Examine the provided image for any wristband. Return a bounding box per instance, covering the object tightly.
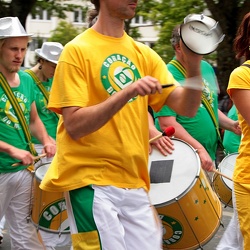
[182,76,204,91]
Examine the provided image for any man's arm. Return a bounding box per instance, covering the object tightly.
[158,115,214,171]
[29,102,56,158]
[0,140,34,165]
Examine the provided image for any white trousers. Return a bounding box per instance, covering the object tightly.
[0,215,6,231]
[65,185,163,250]
[0,170,44,250]
[0,215,6,238]
[216,186,243,250]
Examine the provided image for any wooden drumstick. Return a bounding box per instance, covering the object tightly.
[162,84,175,88]
[11,153,47,167]
[212,169,233,182]
[149,126,175,143]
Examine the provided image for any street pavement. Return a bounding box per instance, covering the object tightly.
[0,205,233,250]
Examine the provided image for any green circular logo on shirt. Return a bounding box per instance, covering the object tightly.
[0,92,28,129]
[101,54,141,102]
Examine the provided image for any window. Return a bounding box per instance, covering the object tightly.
[31,7,51,20]
[132,16,148,25]
[74,9,86,23]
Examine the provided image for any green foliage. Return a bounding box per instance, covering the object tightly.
[138,0,207,63]
[32,0,89,19]
[48,20,85,45]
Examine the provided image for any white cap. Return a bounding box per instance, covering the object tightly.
[0,17,32,39]
[35,42,64,64]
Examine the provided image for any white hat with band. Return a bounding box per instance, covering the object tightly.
[0,17,32,39]
[35,42,64,64]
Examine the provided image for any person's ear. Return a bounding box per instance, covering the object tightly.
[175,43,181,52]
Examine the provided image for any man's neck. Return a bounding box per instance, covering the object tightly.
[92,16,125,38]
[0,67,19,87]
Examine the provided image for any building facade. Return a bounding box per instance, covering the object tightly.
[24,1,159,67]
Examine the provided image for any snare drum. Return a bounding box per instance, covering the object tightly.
[32,163,70,234]
[148,138,222,249]
[212,153,237,208]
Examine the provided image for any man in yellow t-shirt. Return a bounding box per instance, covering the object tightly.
[40,0,205,249]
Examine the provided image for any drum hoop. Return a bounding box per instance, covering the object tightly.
[35,162,52,181]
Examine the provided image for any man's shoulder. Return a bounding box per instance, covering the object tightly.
[18,70,34,84]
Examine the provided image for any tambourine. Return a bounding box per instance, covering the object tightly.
[180,14,225,55]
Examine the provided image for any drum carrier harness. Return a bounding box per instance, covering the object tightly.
[168,59,224,151]
[0,72,38,168]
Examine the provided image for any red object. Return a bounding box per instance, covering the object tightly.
[162,126,175,137]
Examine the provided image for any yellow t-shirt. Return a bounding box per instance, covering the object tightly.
[40,28,177,192]
[227,60,250,183]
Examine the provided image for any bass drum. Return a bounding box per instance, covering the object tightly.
[148,138,222,249]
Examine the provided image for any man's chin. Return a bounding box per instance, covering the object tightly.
[9,66,20,73]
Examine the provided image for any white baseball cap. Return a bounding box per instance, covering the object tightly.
[35,42,64,64]
[0,17,32,39]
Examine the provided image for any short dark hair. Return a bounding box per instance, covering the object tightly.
[90,0,100,12]
[87,9,98,28]
[170,24,181,49]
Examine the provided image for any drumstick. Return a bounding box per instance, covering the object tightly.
[149,126,175,143]
[162,84,175,88]
[11,153,47,167]
[212,169,233,182]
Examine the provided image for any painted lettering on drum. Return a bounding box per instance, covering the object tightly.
[39,198,69,231]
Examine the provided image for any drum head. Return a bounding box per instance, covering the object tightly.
[180,14,224,55]
[35,163,51,182]
[180,21,219,55]
[148,138,200,207]
[218,153,238,190]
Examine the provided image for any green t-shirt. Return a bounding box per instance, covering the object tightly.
[0,71,35,173]
[223,105,240,154]
[155,58,219,160]
[31,77,58,144]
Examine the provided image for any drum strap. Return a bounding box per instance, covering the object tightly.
[25,69,59,119]
[168,59,224,150]
[0,72,37,170]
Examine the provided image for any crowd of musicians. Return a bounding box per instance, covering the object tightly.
[0,1,250,249]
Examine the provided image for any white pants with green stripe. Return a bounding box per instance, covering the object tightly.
[65,185,163,250]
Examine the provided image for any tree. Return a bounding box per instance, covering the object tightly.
[204,0,250,94]
[48,20,84,45]
[138,0,250,95]
[0,0,37,27]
